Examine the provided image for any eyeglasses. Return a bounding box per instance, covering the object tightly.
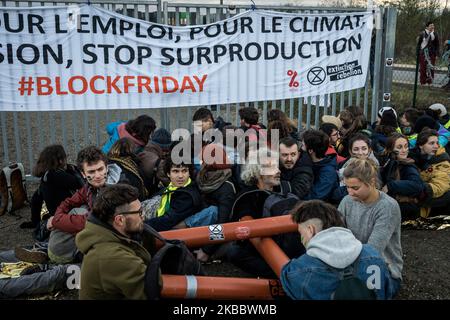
[331,131,341,137]
[116,207,144,218]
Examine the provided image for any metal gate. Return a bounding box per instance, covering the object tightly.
[0,0,397,175]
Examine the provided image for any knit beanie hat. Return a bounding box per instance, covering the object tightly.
[414,115,439,134]
[151,128,172,149]
[379,109,398,128]
[429,103,447,117]
[378,106,398,119]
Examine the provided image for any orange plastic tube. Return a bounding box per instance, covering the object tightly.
[240,216,290,278]
[157,214,297,249]
[160,275,285,300]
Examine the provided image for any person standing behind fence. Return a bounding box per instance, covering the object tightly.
[418,21,439,85]
[102,115,156,154]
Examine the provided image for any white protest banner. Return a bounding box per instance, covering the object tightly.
[0,5,373,111]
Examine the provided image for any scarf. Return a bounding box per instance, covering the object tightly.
[196,168,232,193]
[109,156,148,198]
[156,178,192,217]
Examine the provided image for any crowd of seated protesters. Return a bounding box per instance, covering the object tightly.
[3,103,450,300]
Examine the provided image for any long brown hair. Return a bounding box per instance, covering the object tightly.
[33,145,67,177]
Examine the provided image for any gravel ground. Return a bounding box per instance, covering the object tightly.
[1,182,449,300]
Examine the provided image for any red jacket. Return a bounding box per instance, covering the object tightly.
[326,145,346,165]
[52,184,96,234]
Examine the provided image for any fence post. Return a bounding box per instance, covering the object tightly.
[371,7,384,123]
[381,7,397,109]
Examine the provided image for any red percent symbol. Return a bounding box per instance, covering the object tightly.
[287,70,299,87]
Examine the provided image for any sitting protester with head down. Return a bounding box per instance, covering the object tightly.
[379,133,425,220]
[301,129,339,202]
[338,158,403,298]
[102,115,156,154]
[107,138,150,201]
[281,200,396,300]
[409,128,450,218]
[193,143,237,262]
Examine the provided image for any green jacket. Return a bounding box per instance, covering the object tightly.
[75,219,151,300]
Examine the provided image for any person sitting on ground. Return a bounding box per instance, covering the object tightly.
[379,133,425,220]
[301,130,339,201]
[371,108,399,154]
[267,120,295,146]
[398,108,423,138]
[47,146,114,264]
[189,108,217,173]
[409,128,450,218]
[192,107,216,145]
[338,158,403,298]
[102,115,156,154]
[279,136,314,200]
[239,107,267,145]
[336,106,367,158]
[319,122,346,165]
[193,144,237,262]
[138,128,173,193]
[107,138,149,200]
[409,115,450,151]
[76,184,156,300]
[334,133,381,203]
[20,145,84,233]
[428,103,449,128]
[267,109,300,141]
[280,200,396,300]
[144,156,203,232]
[226,148,304,278]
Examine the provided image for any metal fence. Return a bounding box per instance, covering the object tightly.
[0,0,397,175]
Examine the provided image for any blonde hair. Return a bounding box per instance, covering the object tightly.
[343,158,378,186]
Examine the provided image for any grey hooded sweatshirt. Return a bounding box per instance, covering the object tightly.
[306,227,362,268]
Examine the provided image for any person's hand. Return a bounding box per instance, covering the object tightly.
[381,185,388,193]
[46,216,55,231]
[235,226,250,240]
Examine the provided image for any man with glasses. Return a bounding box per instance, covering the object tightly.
[76,183,152,299]
[319,123,346,165]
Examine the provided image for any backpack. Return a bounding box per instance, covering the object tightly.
[332,254,377,300]
[262,181,299,218]
[143,224,205,300]
[0,163,28,216]
[262,185,305,258]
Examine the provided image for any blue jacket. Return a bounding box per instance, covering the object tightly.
[102,121,124,154]
[305,154,339,201]
[409,124,450,149]
[280,228,397,300]
[381,160,425,198]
